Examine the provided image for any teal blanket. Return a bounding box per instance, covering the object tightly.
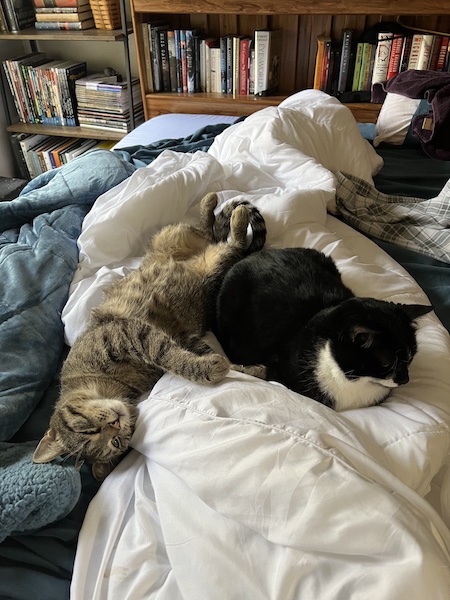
[0,149,135,544]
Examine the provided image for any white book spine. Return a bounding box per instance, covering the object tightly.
[254,30,270,94]
[371,33,393,86]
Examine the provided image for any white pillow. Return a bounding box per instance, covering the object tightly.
[374,92,422,147]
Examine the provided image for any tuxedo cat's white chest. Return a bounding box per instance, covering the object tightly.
[315,342,397,411]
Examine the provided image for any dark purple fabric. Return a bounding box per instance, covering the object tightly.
[376,70,450,160]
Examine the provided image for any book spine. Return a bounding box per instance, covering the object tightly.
[320,38,332,92]
[174,29,183,93]
[204,41,211,93]
[149,24,163,92]
[10,133,31,180]
[313,36,326,90]
[159,29,171,92]
[254,30,270,95]
[0,2,9,32]
[436,36,449,71]
[180,30,187,93]
[3,61,24,122]
[428,35,442,71]
[407,34,424,70]
[209,47,218,93]
[351,42,364,92]
[141,22,154,93]
[194,33,201,93]
[416,34,434,70]
[386,34,403,80]
[35,20,87,29]
[167,30,177,93]
[220,36,227,94]
[65,63,86,126]
[2,0,19,33]
[337,29,353,94]
[239,38,250,95]
[248,40,255,95]
[399,36,412,72]
[35,6,80,12]
[33,0,81,7]
[232,36,241,95]
[186,29,196,94]
[371,33,393,86]
[226,35,233,94]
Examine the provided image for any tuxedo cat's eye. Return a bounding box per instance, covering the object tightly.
[111,438,120,448]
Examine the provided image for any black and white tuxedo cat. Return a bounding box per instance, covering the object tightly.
[214,247,432,411]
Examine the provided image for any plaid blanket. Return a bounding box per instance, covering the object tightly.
[335,172,450,264]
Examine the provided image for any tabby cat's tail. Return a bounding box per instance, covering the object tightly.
[213,200,266,254]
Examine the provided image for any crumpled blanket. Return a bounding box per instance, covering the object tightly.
[335,170,450,264]
[0,442,81,543]
[0,149,136,441]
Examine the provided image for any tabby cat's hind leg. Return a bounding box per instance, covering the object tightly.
[199,192,218,236]
[229,204,251,250]
[231,363,267,380]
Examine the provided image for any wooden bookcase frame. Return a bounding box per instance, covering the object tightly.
[130,0,450,123]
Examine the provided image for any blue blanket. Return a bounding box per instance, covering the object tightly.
[0,149,135,543]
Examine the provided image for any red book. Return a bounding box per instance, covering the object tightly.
[239,37,251,95]
[436,36,449,70]
[33,0,89,7]
[428,36,442,71]
[386,34,403,80]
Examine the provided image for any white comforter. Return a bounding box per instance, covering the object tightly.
[66,91,450,599]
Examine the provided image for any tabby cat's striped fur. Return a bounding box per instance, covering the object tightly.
[33,193,266,480]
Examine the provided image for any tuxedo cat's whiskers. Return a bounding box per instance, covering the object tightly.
[33,194,267,480]
[215,247,431,411]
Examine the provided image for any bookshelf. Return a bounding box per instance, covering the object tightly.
[0,0,135,142]
[130,0,450,124]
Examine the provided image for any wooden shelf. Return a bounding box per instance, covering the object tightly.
[6,122,125,141]
[143,92,381,123]
[0,27,130,42]
[132,0,450,16]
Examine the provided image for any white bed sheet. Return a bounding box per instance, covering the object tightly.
[111,113,239,150]
[67,91,450,599]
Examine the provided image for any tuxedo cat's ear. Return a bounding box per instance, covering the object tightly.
[399,303,433,321]
[33,428,65,464]
[350,325,376,349]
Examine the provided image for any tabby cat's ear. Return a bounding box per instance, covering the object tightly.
[399,303,433,321]
[33,428,65,464]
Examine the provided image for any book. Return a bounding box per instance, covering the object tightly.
[428,36,442,71]
[2,0,35,32]
[179,29,188,93]
[34,18,94,29]
[386,34,403,80]
[337,29,353,94]
[167,30,177,93]
[232,35,242,95]
[253,29,282,96]
[399,35,412,72]
[185,29,197,94]
[174,29,183,93]
[35,5,86,11]
[141,22,153,93]
[416,34,434,70]
[436,36,449,71]
[358,42,373,91]
[32,0,89,7]
[226,35,233,94]
[239,37,251,95]
[314,36,332,90]
[158,28,171,92]
[219,36,227,94]
[351,42,364,92]
[35,8,92,21]
[210,46,221,93]
[0,1,9,32]
[148,22,168,92]
[407,34,424,70]
[371,32,393,87]
[10,132,32,179]
[18,133,49,178]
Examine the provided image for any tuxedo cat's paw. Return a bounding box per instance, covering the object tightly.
[232,363,267,379]
[204,354,230,383]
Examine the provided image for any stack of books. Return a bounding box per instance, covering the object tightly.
[75,73,144,133]
[32,0,95,30]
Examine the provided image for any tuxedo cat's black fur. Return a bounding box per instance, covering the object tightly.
[214,247,432,411]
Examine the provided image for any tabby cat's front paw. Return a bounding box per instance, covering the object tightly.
[232,363,267,380]
[204,354,230,383]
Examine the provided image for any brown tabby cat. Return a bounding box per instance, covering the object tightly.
[33,193,266,480]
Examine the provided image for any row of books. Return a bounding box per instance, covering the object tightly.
[10,131,114,179]
[314,28,450,97]
[75,73,144,133]
[0,0,95,32]
[142,22,282,96]
[3,52,87,126]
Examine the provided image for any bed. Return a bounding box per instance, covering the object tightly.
[1,89,450,599]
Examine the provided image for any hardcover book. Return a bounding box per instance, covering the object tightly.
[253,29,282,96]
[34,17,94,29]
[2,0,35,32]
[371,32,393,86]
[337,29,353,94]
[35,8,92,21]
[32,0,89,7]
